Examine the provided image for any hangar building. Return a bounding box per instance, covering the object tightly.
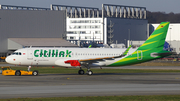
[52,4,148,46]
[0,4,148,59]
[0,5,77,56]
[150,23,180,54]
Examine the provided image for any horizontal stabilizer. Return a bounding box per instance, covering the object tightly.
[153,52,175,57]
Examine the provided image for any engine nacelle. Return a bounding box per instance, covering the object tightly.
[90,62,106,67]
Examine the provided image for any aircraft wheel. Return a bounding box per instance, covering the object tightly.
[78,70,84,75]
[32,70,39,76]
[87,70,93,76]
[15,70,21,76]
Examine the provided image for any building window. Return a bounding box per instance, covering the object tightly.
[95,31,101,34]
[70,37,74,39]
[80,31,86,34]
[91,20,95,23]
[85,36,91,39]
[95,20,100,23]
[85,20,90,23]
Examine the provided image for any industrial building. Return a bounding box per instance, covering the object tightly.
[52,4,147,46]
[150,23,180,54]
[0,5,76,57]
[1,3,179,59]
[0,3,149,60]
[0,4,148,53]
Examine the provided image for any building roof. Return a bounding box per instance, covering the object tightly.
[8,38,78,47]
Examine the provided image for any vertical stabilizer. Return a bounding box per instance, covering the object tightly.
[109,22,170,66]
[137,22,170,51]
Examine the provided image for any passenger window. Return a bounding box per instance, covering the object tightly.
[19,53,21,55]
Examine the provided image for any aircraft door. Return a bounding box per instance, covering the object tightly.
[27,50,33,60]
[137,50,143,60]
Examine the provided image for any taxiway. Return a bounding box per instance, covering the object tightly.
[0,69,180,98]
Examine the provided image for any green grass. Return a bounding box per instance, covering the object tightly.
[2,66,180,74]
[1,95,180,101]
[134,61,180,66]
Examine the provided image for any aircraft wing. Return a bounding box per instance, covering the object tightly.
[64,45,132,66]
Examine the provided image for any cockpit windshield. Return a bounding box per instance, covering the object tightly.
[12,52,22,55]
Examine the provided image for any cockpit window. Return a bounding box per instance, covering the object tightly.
[12,52,22,55]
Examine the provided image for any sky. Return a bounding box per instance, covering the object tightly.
[0,0,180,13]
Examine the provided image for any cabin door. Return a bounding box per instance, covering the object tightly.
[27,50,33,60]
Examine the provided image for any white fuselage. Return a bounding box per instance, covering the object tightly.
[5,47,136,67]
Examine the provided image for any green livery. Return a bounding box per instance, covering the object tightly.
[123,45,132,56]
[34,49,72,57]
[109,22,171,66]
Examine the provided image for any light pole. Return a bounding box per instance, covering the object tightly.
[124,39,126,48]
[128,29,130,46]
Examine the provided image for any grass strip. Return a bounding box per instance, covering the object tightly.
[1,95,180,101]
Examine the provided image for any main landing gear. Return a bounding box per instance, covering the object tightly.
[78,69,85,75]
[78,67,93,75]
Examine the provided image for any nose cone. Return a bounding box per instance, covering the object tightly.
[5,56,10,63]
[5,56,15,64]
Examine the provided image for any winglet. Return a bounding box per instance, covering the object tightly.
[122,45,132,56]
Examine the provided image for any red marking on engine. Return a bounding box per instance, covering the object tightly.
[13,59,15,61]
[64,60,81,66]
[23,53,26,55]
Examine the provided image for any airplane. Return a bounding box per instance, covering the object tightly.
[5,22,173,75]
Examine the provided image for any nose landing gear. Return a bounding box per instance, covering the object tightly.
[86,70,93,75]
[28,66,31,71]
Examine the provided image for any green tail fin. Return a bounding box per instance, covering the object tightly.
[137,22,170,51]
[108,22,170,67]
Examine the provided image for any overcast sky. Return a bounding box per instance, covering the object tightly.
[0,0,180,13]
